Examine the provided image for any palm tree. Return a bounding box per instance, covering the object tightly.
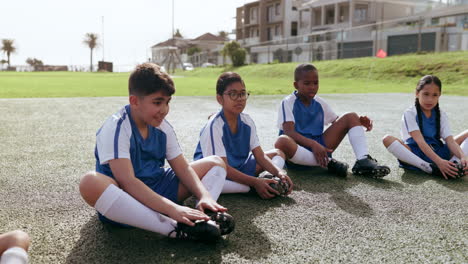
[83,33,99,72]
[1,39,16,68]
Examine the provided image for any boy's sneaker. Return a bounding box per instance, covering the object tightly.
[258,171,290,196]
[205,210,235,235]
[170,220,221,242]
[327,158,349,178]
[352,155,390,178]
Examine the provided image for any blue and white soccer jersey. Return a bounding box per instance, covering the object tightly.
[194,110,260,176]
[277,91,338,147]
[400,105,451,169]
[95,105,182,203]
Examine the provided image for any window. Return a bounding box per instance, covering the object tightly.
[250,7,257,22]
[291,22,298,36]
[354,6,367,22]
[275,25,281,36]
[275,3,281,16]
[267,27,273,40]
[267,6,274,22]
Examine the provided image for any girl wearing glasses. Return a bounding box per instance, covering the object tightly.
[194,72,293,199]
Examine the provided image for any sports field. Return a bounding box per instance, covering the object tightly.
[1,51,467,98]
[0,94,466,263]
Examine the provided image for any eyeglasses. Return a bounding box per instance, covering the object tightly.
[223,91,250,100]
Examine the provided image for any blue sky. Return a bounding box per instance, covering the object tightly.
[0,0,253,67]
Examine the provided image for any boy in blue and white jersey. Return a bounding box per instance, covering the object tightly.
[194,72,293,199]
[275,63,390,178]
[79,63,234,242]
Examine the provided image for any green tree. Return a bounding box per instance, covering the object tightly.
[1,39,16,67]
[218,31,229,40]
[222,41,246,67]
[83,33,99,72]
[187,46,201,56]
[26,57,44,71]
[174,29,183,38]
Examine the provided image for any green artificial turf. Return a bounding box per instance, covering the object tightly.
[0,94,466,263]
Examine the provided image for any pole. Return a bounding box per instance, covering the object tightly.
[172,0,175,38]
[101,16,105,61]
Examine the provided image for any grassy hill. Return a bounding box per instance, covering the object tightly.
[0,51,466,98]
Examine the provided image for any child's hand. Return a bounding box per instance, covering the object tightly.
[435,159,459,179]
[359,116,373,131]
[310,141,333,168]
[168,205,210,226]
[461,157,468,176]
[196,196,227,213]
[254,177,280,199]
[278,171,293,195]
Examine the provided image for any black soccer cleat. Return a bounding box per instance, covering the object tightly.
[327,158,349,178]
[352,155,390,178]
[258,172,290,196]
[453,161,466,178]
[429,163,444,178]
[169,220,221,242]
[205,210,235,235]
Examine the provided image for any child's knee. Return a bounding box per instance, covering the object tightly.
[344,112,359,121]
[273,148,286,159]
[79,171,115,206]
[206,155,226,170]
[79,171,97,193]
[382,135,397,147]
[3,230,30,250]
[275,135,293,149]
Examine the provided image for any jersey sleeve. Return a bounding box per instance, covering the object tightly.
[243,114,261,150]
[96,111,132,164]
[159,120,182,161]
[315,96,338,126]
[439,110,452,140]
[277,95,295,129]
[402,107,420,133]
[199,117,227,157]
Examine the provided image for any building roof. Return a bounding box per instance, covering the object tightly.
[151,37,191,48]
[193,33,227,42]
[152,33,227,48]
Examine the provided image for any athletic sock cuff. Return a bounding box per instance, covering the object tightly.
[95,184,122,215]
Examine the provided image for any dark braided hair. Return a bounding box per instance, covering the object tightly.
[415,75,442,141]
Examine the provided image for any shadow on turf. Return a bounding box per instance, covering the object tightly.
[65,194,295,264]
[401,170,468,192]
[287,167,404,218]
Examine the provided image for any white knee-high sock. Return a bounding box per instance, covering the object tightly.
[0,247,28,264]
[200,166,226,201]
[387,141,432,173]
[222,180,250,194]
[289,145,319,166]
[95,184,177,237]
[271,155,285,169]
[348,126,369,160]
[449,137,468,163]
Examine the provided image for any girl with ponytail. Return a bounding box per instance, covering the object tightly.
[382,75,467,179]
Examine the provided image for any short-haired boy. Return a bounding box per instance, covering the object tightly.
[275,63,390,178]
[79,63,233,242]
